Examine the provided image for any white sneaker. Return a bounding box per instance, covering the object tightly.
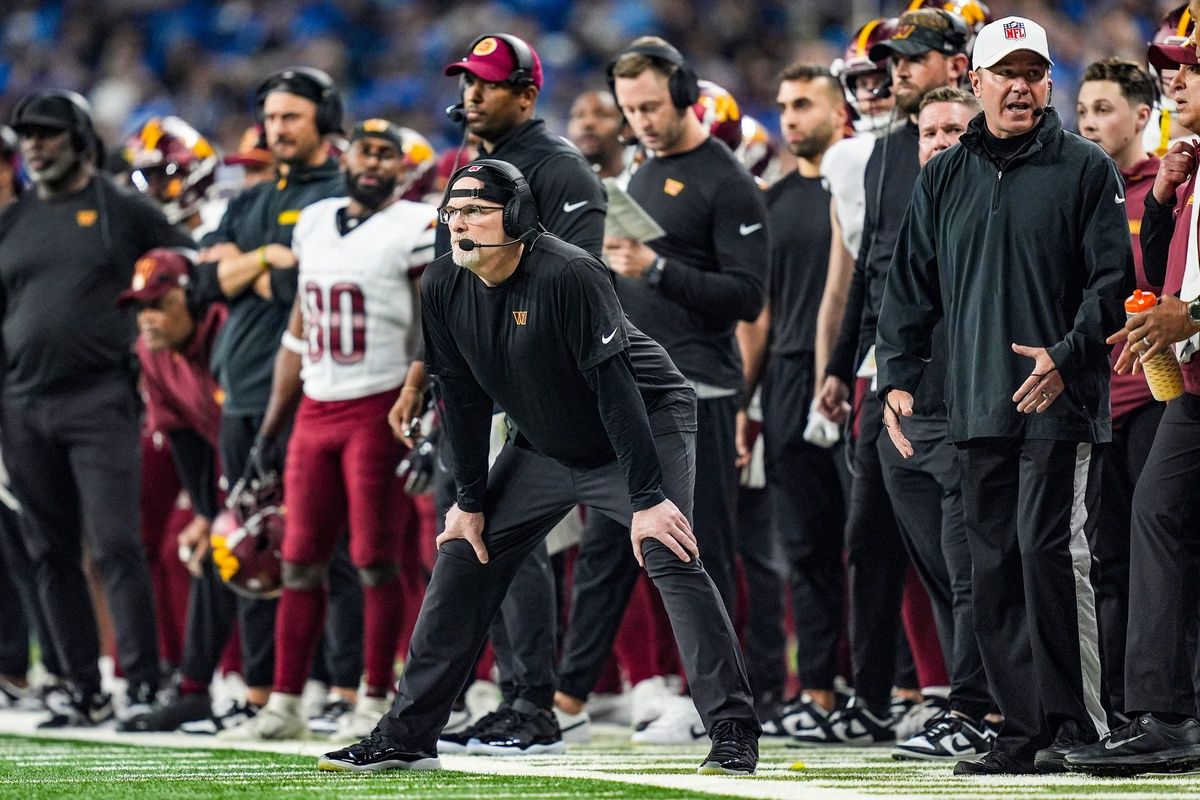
[335,695,391,741]
[587,692,630,726]
[218,693,309,741]
[894,694,950,742]
[631,696,706,745]
[630,676,679,731]
[444,703,472,734]
[465,679,501,719]
[301,680,329,720]
[554,706,592,744]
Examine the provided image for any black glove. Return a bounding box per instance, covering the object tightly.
[249,433,284,481]
[397,427,439,495]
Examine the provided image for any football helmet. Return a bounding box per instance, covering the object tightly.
[735,116,782,182]
[831,17,898,134]
[692,80,743,151]
[397,126,437,201]
[209,474,285,599]
[904,0,992,35]
[125,116,219,225]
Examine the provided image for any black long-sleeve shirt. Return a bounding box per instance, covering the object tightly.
[616,137,767,390]
[421,234,695,513]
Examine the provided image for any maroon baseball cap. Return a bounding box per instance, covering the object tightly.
[1149,41,1200,70]
[119,248,191,307]
[444,34,543,88]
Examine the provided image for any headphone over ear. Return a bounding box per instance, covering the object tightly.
[468,33,537,87]
[443,158,538,240]
[606,41,701,110]
[255,67,344,135]
[939,11,971,54]
[11,90,103,166]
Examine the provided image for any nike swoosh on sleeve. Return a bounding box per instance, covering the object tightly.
[563,200,588,213]
[739,223,763,236]
[601,327,618,344]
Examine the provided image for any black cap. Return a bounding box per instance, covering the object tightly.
[11,94,80,134]
[869,15,965,61]
[350,118,405,152]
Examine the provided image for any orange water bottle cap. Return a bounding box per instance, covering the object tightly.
[1125,289,1157,314]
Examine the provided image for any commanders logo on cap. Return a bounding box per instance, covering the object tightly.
[132,256,156,292]
[473,37,499,56]
[1004,21,1026,40]
[893,24,915,40]
[362,119,390,132]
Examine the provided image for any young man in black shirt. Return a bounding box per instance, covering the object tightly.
[554,36,766,744]
[0,91,193,727]
[321,161,759,776]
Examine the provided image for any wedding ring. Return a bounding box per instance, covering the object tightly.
[1143,336,1154,349]
[1040,390,1050,401]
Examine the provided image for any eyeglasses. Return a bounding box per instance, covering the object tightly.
[437,204,504,224]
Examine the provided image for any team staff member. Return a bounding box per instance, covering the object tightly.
[223,119,436,743]
[116,249,229,732]
[877,17,1132,775]
[321,160,759,775]
[555,37,767,744]
[809,8,970,745]
[190,67,354,720]
[1075,58,1164,719]
[736,63,847,738]
[568,90,629,182]
[1068,39,1200,777]
[396,33,609,753]
[0,90,193,727]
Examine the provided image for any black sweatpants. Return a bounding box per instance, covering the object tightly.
[761,353,844,693]
[878,416,991,722]
[1,378,159,692]
[845,393,916,715]
[0,498,61,678]
[1092,400,1162,716]
[1125,394,1200,718]
[556,397,740,702]
[735,484,787,705]
[960,437,1107,760]
[382,432,757,748]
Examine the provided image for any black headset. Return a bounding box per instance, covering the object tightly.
[939,11,971,55]
[605,41,700,110]
[445,34,537,125]
[11,90,103,166]
[255,67,344,135]
[443,158,538,240]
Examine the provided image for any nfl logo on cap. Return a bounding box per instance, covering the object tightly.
[1003,20,1026,40]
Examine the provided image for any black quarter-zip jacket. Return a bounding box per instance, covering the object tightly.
[876,109,1134,444]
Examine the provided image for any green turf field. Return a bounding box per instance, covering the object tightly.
[6,732,1200,799]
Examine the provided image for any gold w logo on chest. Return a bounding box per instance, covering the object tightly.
[512,310,528,325]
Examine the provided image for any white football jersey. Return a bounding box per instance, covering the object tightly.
[292,197,436,402]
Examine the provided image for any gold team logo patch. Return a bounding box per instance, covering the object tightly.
[278,209,301,226]
[1129,219,1141,236]
[512,310,528,325]
[893,24,915,39]
[663,178,684,197]
[76,209,98,227]
[473,37,499,56]
[132,256,156,291]
[362,118,390,132]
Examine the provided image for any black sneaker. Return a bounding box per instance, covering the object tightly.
[803,696,896,746]
[468,700,565,756]
[38,686,114,729]
[698,719,758,775]
[179,699,260,735]
[438,707,515,754]
[309,696,354,735]
[1065,715,1200,777]
[120,690,211,732]
[954,749,1037,775]
[892,714,997,762]
[319,727,441,772]
[117,682,165,732]
[1034,720,1098,774]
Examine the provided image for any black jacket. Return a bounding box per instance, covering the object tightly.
[876,109,1133,444]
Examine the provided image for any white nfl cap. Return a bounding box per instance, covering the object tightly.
[972,16,1053,71]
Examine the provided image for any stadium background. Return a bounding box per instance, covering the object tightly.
[0,0,1181,161]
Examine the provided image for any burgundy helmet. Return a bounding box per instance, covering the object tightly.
[692,80,743,151]
[124,116,219,225]
[1155,3,1194,47]
[209,476,285,599]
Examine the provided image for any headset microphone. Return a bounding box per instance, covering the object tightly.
[870,76,892,100]
[445,103,467,125]
[457,238,522,251]
[1031,106,1045,117]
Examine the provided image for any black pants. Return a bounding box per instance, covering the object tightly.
[734,484,787,705]
[432,420,557,708]
[556,397,741,702]
[382,432,757,748]
[1,378,159,693]
[0,498,61,677]
[960,437,1107,759]
[1092,401,1163,716]
[845,393,915,715]
[1125,395,1200,718]
[761,354,844,693]
[179,412,361,690]
[878,416,991,721]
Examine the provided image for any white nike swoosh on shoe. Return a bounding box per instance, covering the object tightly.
[563,200,588,213]
[1105,732,1148,749]
[738,223,762,236]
